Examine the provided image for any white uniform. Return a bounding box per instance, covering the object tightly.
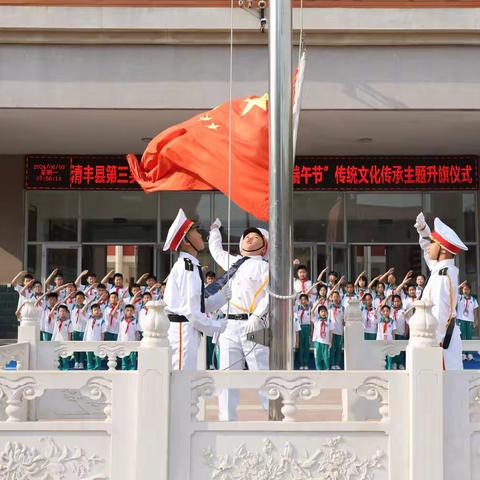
[312,315,333,344]
[15,285,33,309]
[209,228,269,421]
[138,305,149,333]
[362,306,378,335]
[341,292,359,309]
[52,317,73,341]
[117,318,138,342]
[376,317,397,341]
[40,306,56,335]
[293,278,315,304]
[329,304,345,336]
[70,304,87,333]
[417,223,462,370]
[392,308,408,337]
[164,252,227,371]
[457,295,479,323]
[83,316,107,341]
[104,305,122,336]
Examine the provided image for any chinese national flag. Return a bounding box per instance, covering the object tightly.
[127,93,269,221]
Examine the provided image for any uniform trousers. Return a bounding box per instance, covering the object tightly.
[313,341,329,370]
[72,331,85,365]
[299,325,311,368]
[41,331,52,341]
[459,320,474,357]
[218,320,269,421]
[329,334,344,369]
[364,332,377,341]
[393,334,407,368]
[169,321,200,371]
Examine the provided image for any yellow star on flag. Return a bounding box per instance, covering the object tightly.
[198,114,212,122]
[241,92,269,117]
[206,122,220,130]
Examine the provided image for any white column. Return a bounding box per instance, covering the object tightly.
[407,299,444,480]
[135,300,171,480]
[115,245,123,273]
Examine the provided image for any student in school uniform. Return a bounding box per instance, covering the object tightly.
[137,291,152,341]
[328,291,345,370]
[94,284,110,312]
[84,303,107,370]
[52,305,73,370]
[457,282,479,361]
[341,282,359,309]
[104,272,127,297]
[373,282,387,310]
[15,279,42,319]
[391,295,408,370]
[354,271,371,300]
[117,304,139,370]
[312,305,333,371]
[415,274,426,299]
[39,292,59,341]
[326,271,344,299]
[294,293,312,370]
[80,271,99,302]
[104,291,123,341]
[70,291,88,369]
[361,293,378,340]
[10,271,35,310]
[376,304,397,370]
[294,265,316,304]
[204,271,221,370]
[50,272,68,302]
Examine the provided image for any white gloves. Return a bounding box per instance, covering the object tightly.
[221,284,232,301]
[414,212,427,233]
[245,314,263,334]
[210,218,222,230]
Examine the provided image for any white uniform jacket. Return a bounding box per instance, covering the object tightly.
[208,228,269,319]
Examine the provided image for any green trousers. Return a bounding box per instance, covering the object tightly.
[313,341,329,370]
[72,331,85,365]
[104,332,118,341]
[121,352,138,371]
[41,331,52,341]
[329,334,344,369]
[86,352,102,370]
[460,320,474,356]
[58,357,70,371]
[299,325,311,367]
[393,334,407,368]
[364,332,377,341]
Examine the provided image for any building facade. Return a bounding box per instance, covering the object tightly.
[0,1,479,337]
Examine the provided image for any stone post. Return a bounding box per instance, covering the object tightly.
[407,299,444,480]
[17,300,39,370]
[135,300,171,480]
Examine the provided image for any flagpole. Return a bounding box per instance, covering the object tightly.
[268,0,294,420]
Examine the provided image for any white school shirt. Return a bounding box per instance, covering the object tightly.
[104,305,123,334]
[376,317,397,341]
[416,286,424,299]
[341,293,359,309]
[355,287,371,300]
[294,305,311,326]
[392,307,408,336]
[293,278,315,304]
[385,284,397,299]
[312,314,333,345]
[362,306,378,334]
[327,285,344,300]
[40,305,57,334]
[117,317,138,342]
[94,296,109,313]
[15,285,34,309]
[70,304,88,333]
[81,284,98,302]
[373,295,386,310]
[47,285,67,303]
[84,316,107,341]
[457,295,479,322]
[138,305,149,333]
[329,304,345,336]
[108,284,127,297]
[52,317,73,341]
[143,286,161,301]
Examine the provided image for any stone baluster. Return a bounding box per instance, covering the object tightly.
[134,300,171,480]
[17,300,39,370]
[0,377,44,422]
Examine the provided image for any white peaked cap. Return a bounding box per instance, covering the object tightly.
[163,208,195,252]
[431,217,468,255]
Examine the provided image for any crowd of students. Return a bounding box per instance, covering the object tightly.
[10,269,165,370]
[292,263,479,370]
[8,263,479,372]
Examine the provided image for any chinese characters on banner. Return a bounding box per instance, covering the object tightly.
[26,154,479,192]
[25,155,141,190]
[293,156,479,191]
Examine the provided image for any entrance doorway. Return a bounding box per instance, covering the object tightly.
[41,245,81,282]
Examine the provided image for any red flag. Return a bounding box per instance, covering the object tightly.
[127,93,269,221]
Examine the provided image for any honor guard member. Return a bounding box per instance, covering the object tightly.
[415,212,468,370]
[209,219,270,421]
[163,209,228,371]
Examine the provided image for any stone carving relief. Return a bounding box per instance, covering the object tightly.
[203,436,385,479]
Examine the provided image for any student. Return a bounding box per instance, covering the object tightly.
[146,275,162,301]
[328,291,345,370]
[63,283,77,310]
[15,279,42,318]
[51,272,67,302]
[361,293,378,340]
[10,271,34,309]
[104,292,123,341]
[137,291,152,341]
[376,304,397,370]
[294,265,315,304]
[415,274,426,299]
[354,271,370,299]
[373,282,387,310]
[457,282,479,361]
[84,303,107,370]
[294,293,312,370]
[341,282,359,309]
[312,305,332,371]
[94,283,109,312]
[105,272,126,296]
[39,292,59,341]
[391,295,408,370]
[205,271,220,370]
[52,305,73,370]
[71,291,88,369]
[80,271,98,301]
[327,271,343,299]
[117,304,139,370]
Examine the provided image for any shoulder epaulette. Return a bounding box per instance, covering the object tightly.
[184,258,194,272]
[439,267,448,276]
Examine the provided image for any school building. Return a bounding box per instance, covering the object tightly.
[0,1,479,339]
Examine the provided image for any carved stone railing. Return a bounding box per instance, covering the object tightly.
[0,342,28,370]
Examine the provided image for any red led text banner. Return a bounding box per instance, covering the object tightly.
[25,155,141,190]
[294,155,479,191]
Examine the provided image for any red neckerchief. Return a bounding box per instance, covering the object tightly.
[394,309,398,322]
[365,308,373,328]
[320,318,327,338]
[91,317,96,330]
[381,316,390,336]
[300,279,307,293]
[125,318,134,334]
[58,318,66,332]
[464,296,470,316]
[109,308,117,327]
[300,309,305,322]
